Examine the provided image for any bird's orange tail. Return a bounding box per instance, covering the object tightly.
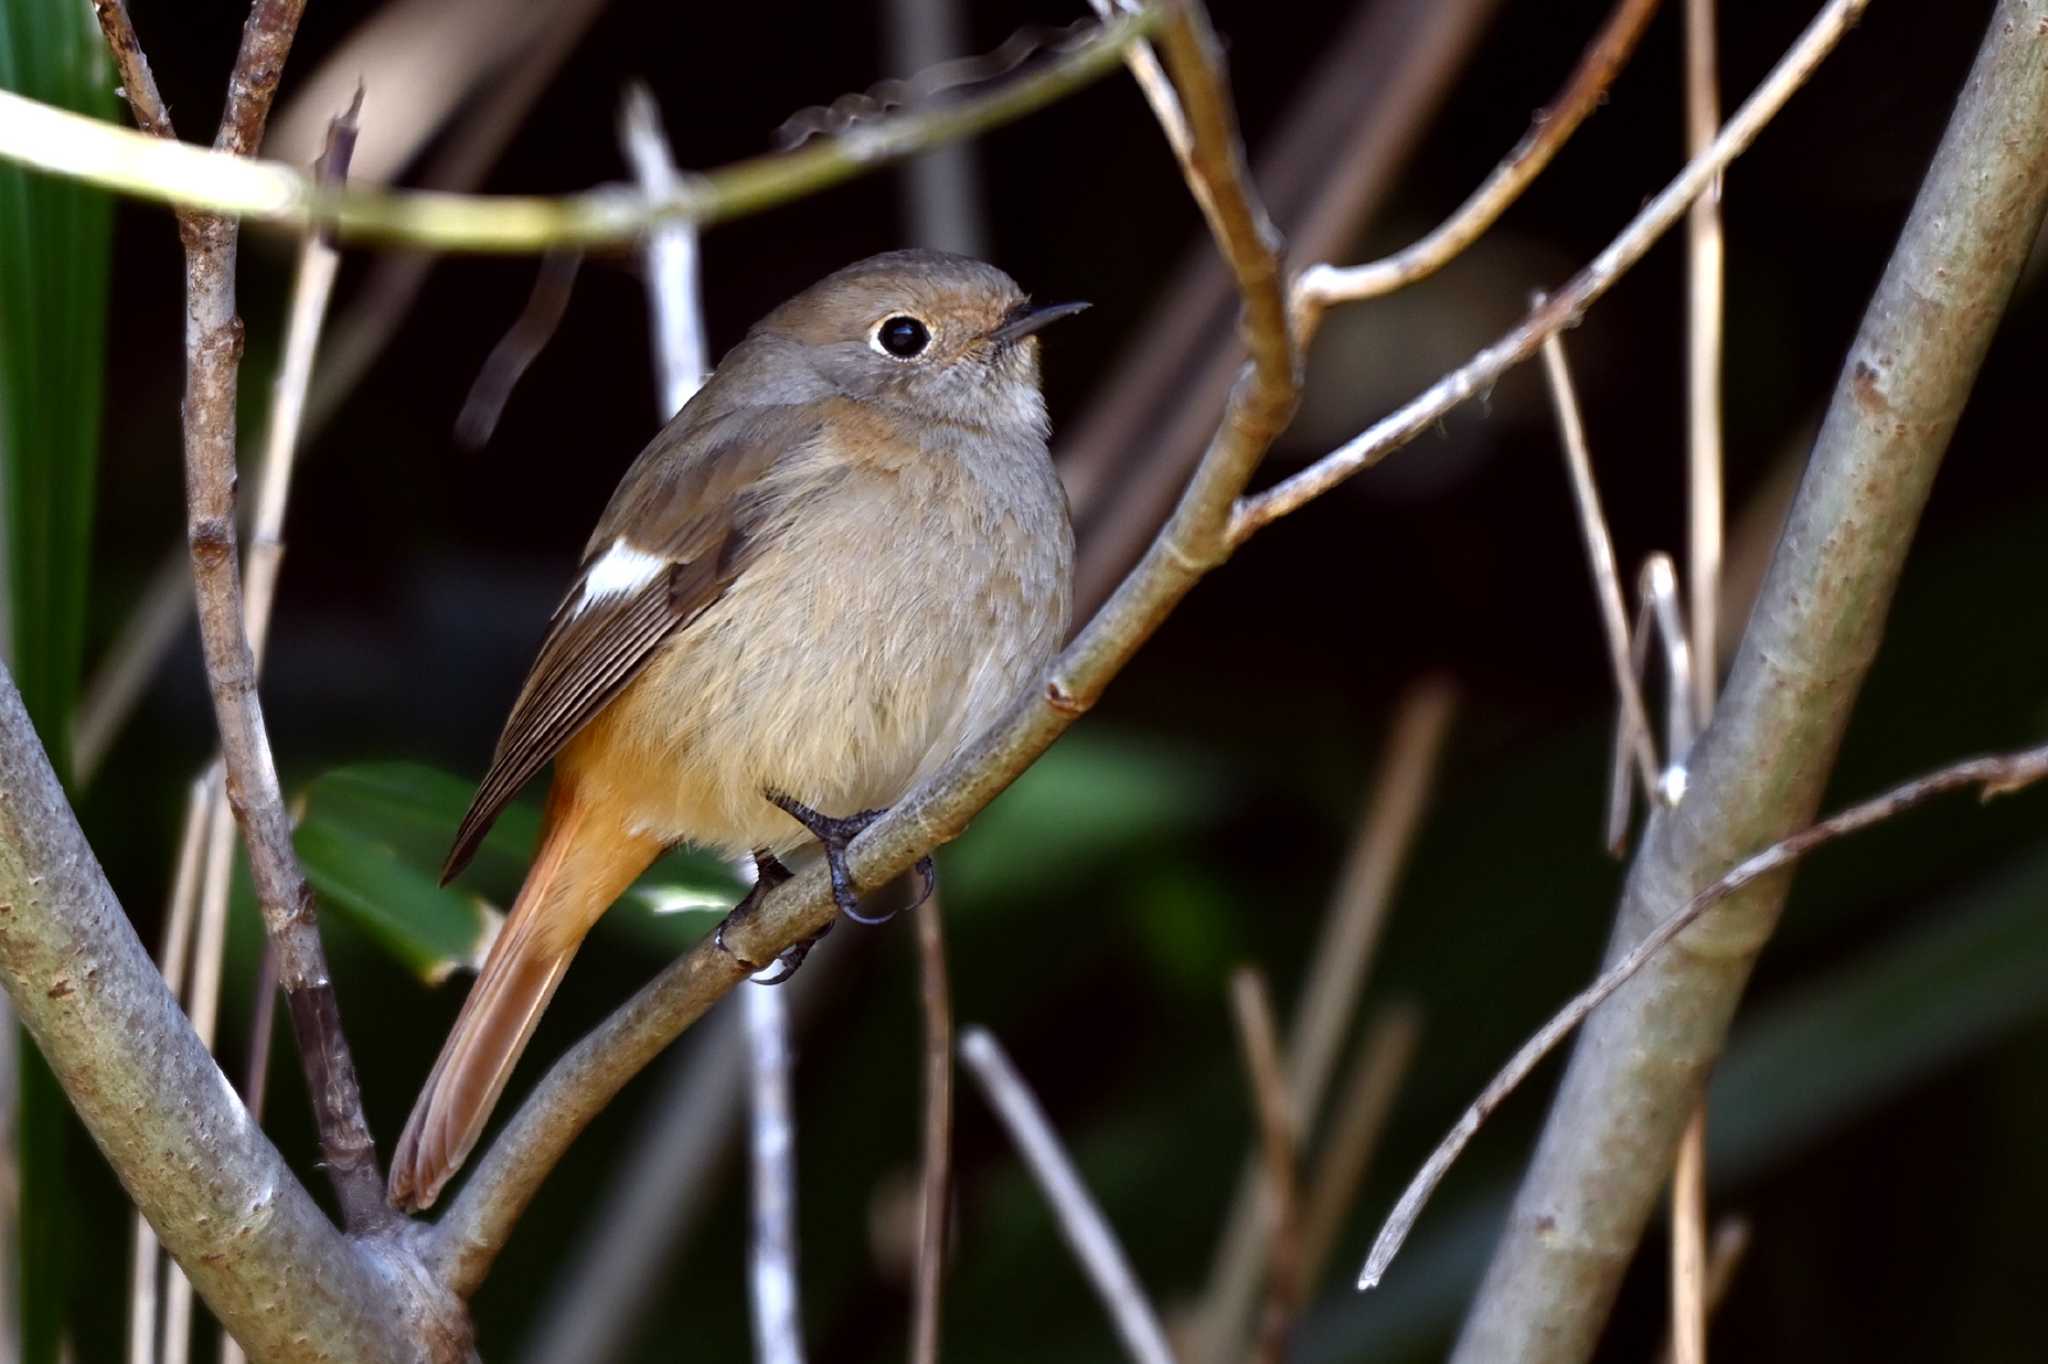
[389,782,661,1211]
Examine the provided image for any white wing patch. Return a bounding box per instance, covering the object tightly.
[574,538,668,616]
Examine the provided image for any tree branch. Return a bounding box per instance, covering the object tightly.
[1448,7,2048,1352]
[7,8,1160,252]
[1292,0,1665,339]
[1365,740,2048,1292]
[93,0,392,1235]
[1233,0,1873,542]
[0,669,429,1362]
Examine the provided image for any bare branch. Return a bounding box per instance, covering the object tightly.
[1366,740,2048,1291]
[746,984,805,1364]
[1540,334,1664,808]
[8,8,1162,252]
[1293,0,1665,336]
[1655,1219,1752,1364]
[1234,0,1874,541]
[94,0,392,1233]
[1295,1003,1421,1292]
[0,672,425,1361]
[1684,0,1726,726]
[910,894,954,1364]
[958,1029,1176,1364]
[1228,970,1300,1364]
[619,86,708,415]
[1669,1108,1708,1364]
[1194,679,1453,1363]
[1452,10,2048,1347]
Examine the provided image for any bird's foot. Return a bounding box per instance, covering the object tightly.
[715,848,826,983]
[766,792,894,924]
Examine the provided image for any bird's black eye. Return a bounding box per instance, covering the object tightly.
[876,315,931,359]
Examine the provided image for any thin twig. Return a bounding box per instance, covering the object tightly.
[452,249,584,448]
[1295,1004,1422,1292]
[1237,0,1875,541]
[1655,1219,1752,1364]
[1673,2,1727,1342]
[92,0,392,1232]
[1292,0,1665,339]
[12,8,1163,252]
[746,983,805,1364]
[1684,0,1725,728]
[1065,0,1502,612]
[1362,739,2048,1289]
[1541,333,1663,807]
[1228,970,1300,1364]
[619,86,708,416]
[910,893,953,1364]
[958,1028,1176,1364]
[1641,555,1698,790]
[1194,679,1454,1364]
[1669,1107,1708,1364]
[124,774,211,1364]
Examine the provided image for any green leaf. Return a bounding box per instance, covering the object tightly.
[0,6,116,1360]
[293,819,495,985]
[293,763,744,977]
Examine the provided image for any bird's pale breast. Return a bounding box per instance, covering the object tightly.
[557,423,1073,858]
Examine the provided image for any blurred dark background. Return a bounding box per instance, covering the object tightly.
[50,0,2048,1359]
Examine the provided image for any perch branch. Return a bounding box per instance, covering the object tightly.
[1292,0,1664,339]
[959,1029,1176,1364]
[1367,740,2048,1291]
[8,8,1160,252]
[1450,7,2048,1357]
[1237,0,1874,542]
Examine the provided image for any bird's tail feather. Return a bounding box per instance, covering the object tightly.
[388,783,659,1212]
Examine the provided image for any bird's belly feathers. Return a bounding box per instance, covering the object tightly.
[559,461,1072,857]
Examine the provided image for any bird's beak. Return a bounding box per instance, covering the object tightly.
[986,300,1091,346]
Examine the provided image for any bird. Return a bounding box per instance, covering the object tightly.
[388,249,1082,1212]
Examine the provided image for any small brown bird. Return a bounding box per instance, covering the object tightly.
[389,250,1081,1211]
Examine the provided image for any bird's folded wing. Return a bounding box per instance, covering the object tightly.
[440,402,820,882]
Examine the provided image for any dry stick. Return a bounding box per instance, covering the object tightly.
[909,893,954,1364]
[451,249,584,447]
[1540,334,1664,807]
[1067,0,1505,612]
[1193,679,1454,1364]
[1654,1219,1751,1364]
[1236,0,1874,542]
[91,0,392,1234]
[74,0,612,784]
[1672,1,1726,1352]
[123,777,211,1364]
[1361,740,2048,1290]
[619,85,708,417]
[427,0,1864,1294]
[958,1029,1176,1364]
[1293,0,1665,341]
[1228,970,1302,1364]
[746,983,805,1364]
[5,8,1163,251]
[1605,556,1697,849]
[1294,1003,1422,1291]
[1669,1106,1708,1364]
